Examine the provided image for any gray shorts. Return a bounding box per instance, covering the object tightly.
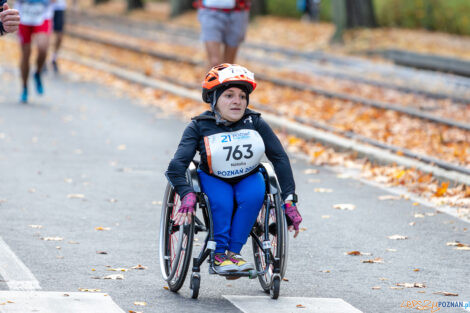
[198,8,249,47]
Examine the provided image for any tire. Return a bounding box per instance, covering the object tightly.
[270,275,281,299]
[159,183,195,292]
[252,191,288,293]
[190,273,200,299]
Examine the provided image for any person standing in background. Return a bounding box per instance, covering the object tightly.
[51,0,66,72]
[15,0,55,103]
[195,0,251,68]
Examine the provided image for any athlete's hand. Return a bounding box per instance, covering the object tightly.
[284,201,302,238]
[174,192,197,225]
[0,4,20,34]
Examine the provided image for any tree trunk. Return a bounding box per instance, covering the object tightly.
[250,0,267,19]
[330,0,346,44]
[346,0,376,28]
[170,0,194,18]
[127,0,144,11]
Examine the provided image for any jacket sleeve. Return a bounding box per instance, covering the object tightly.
[165,121,199,198]
[256,116,296,201]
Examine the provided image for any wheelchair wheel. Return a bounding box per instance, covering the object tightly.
[159,183,195,292]
[252,191,288,294]
[190,273,200,299]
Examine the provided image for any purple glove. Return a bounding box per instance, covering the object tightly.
[178,192,197,215]
[284,201,302,231]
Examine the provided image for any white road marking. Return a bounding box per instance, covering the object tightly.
[223,296,363,313]
[0,291,126,313]
[0,237,41,291]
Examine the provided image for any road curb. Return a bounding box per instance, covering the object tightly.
[62,53,470,186]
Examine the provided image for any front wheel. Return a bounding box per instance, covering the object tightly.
[159,183,195,292]
[252,192,288,293]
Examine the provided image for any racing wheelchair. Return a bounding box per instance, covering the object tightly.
[159,161,288,299]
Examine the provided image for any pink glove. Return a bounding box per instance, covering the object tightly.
[174,192,197,225]
[178,192,197,214]
[284,201,302,234]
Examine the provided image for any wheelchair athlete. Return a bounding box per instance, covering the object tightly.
[166,64,302,275]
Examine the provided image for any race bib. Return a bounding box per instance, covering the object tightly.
[204,129,265,179]
[20,1,48,26]
[203,0,236,9]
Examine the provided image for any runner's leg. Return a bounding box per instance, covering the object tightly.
[205,41,222,68]
[20,43,32,89]
[223,45,239,64]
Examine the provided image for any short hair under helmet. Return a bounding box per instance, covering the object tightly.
[202,64,257,103]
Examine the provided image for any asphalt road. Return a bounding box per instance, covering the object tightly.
[0,66,469,313]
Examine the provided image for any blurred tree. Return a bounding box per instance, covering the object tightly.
[94,0,110,4]
[170,0,194,17]
[127,0,144,10]
[251,0,267,18]
[331,0,376,43]
[330,0,346,43]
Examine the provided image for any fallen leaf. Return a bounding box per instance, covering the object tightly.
[108,199,118,203]
[41,237,63,241]
[414,213,425,218]
[396,282,426,288]
[103,274,124,280]
[64,178,73,184]
[379,277,388,281]
[152,200,162,205]
[296,304,306,308]
[378,195,401,201]
[78,288,101,292]
[117,145,127,151]
[413,269,420,272]
[386,249,397,252]
[307,178,321,183]
[372,286,381,290]
[321,215,330,219]
[361,257,384,263]
[346,251,361,255]
[390,286,404,290]
[67,194,85,199]
[132,265,147,270]
[163,286,169,290]
[303,169,318,174]
[28,188,36,193]
[455,246,470,251]
[434,182,449,197]
[133,301,147,306]
[314,188,333,193]
[336,173,351,179]
[409,222,416,226]
[95,227,111,231]
[433,291,458,296]
[299,227,307,232]
[68,241,80,244]
[387,235,408,240]
[129,311,143,313]
[333,204,355,211]
[282,277,289,281]
[29,225,43,229]
[107,268,128,272]
[446,241,468,247]
[96,251,108,254]
[320,270,330,273]
[412,202,420,206]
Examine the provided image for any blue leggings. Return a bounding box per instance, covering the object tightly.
[198,170,265,254]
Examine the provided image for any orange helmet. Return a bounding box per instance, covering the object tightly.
[202,64,257,103]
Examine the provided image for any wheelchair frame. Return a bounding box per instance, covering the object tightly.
[159,161,288,299]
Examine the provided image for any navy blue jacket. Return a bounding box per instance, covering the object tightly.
[166,109,295,200]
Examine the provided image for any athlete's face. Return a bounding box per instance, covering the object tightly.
[216,87,248,122]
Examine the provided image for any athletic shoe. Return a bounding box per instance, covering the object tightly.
[213,253,238,274]
[229,254,254,271]
[33,72,44,95]
[20,87,28,103]
[52,59,59,73]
